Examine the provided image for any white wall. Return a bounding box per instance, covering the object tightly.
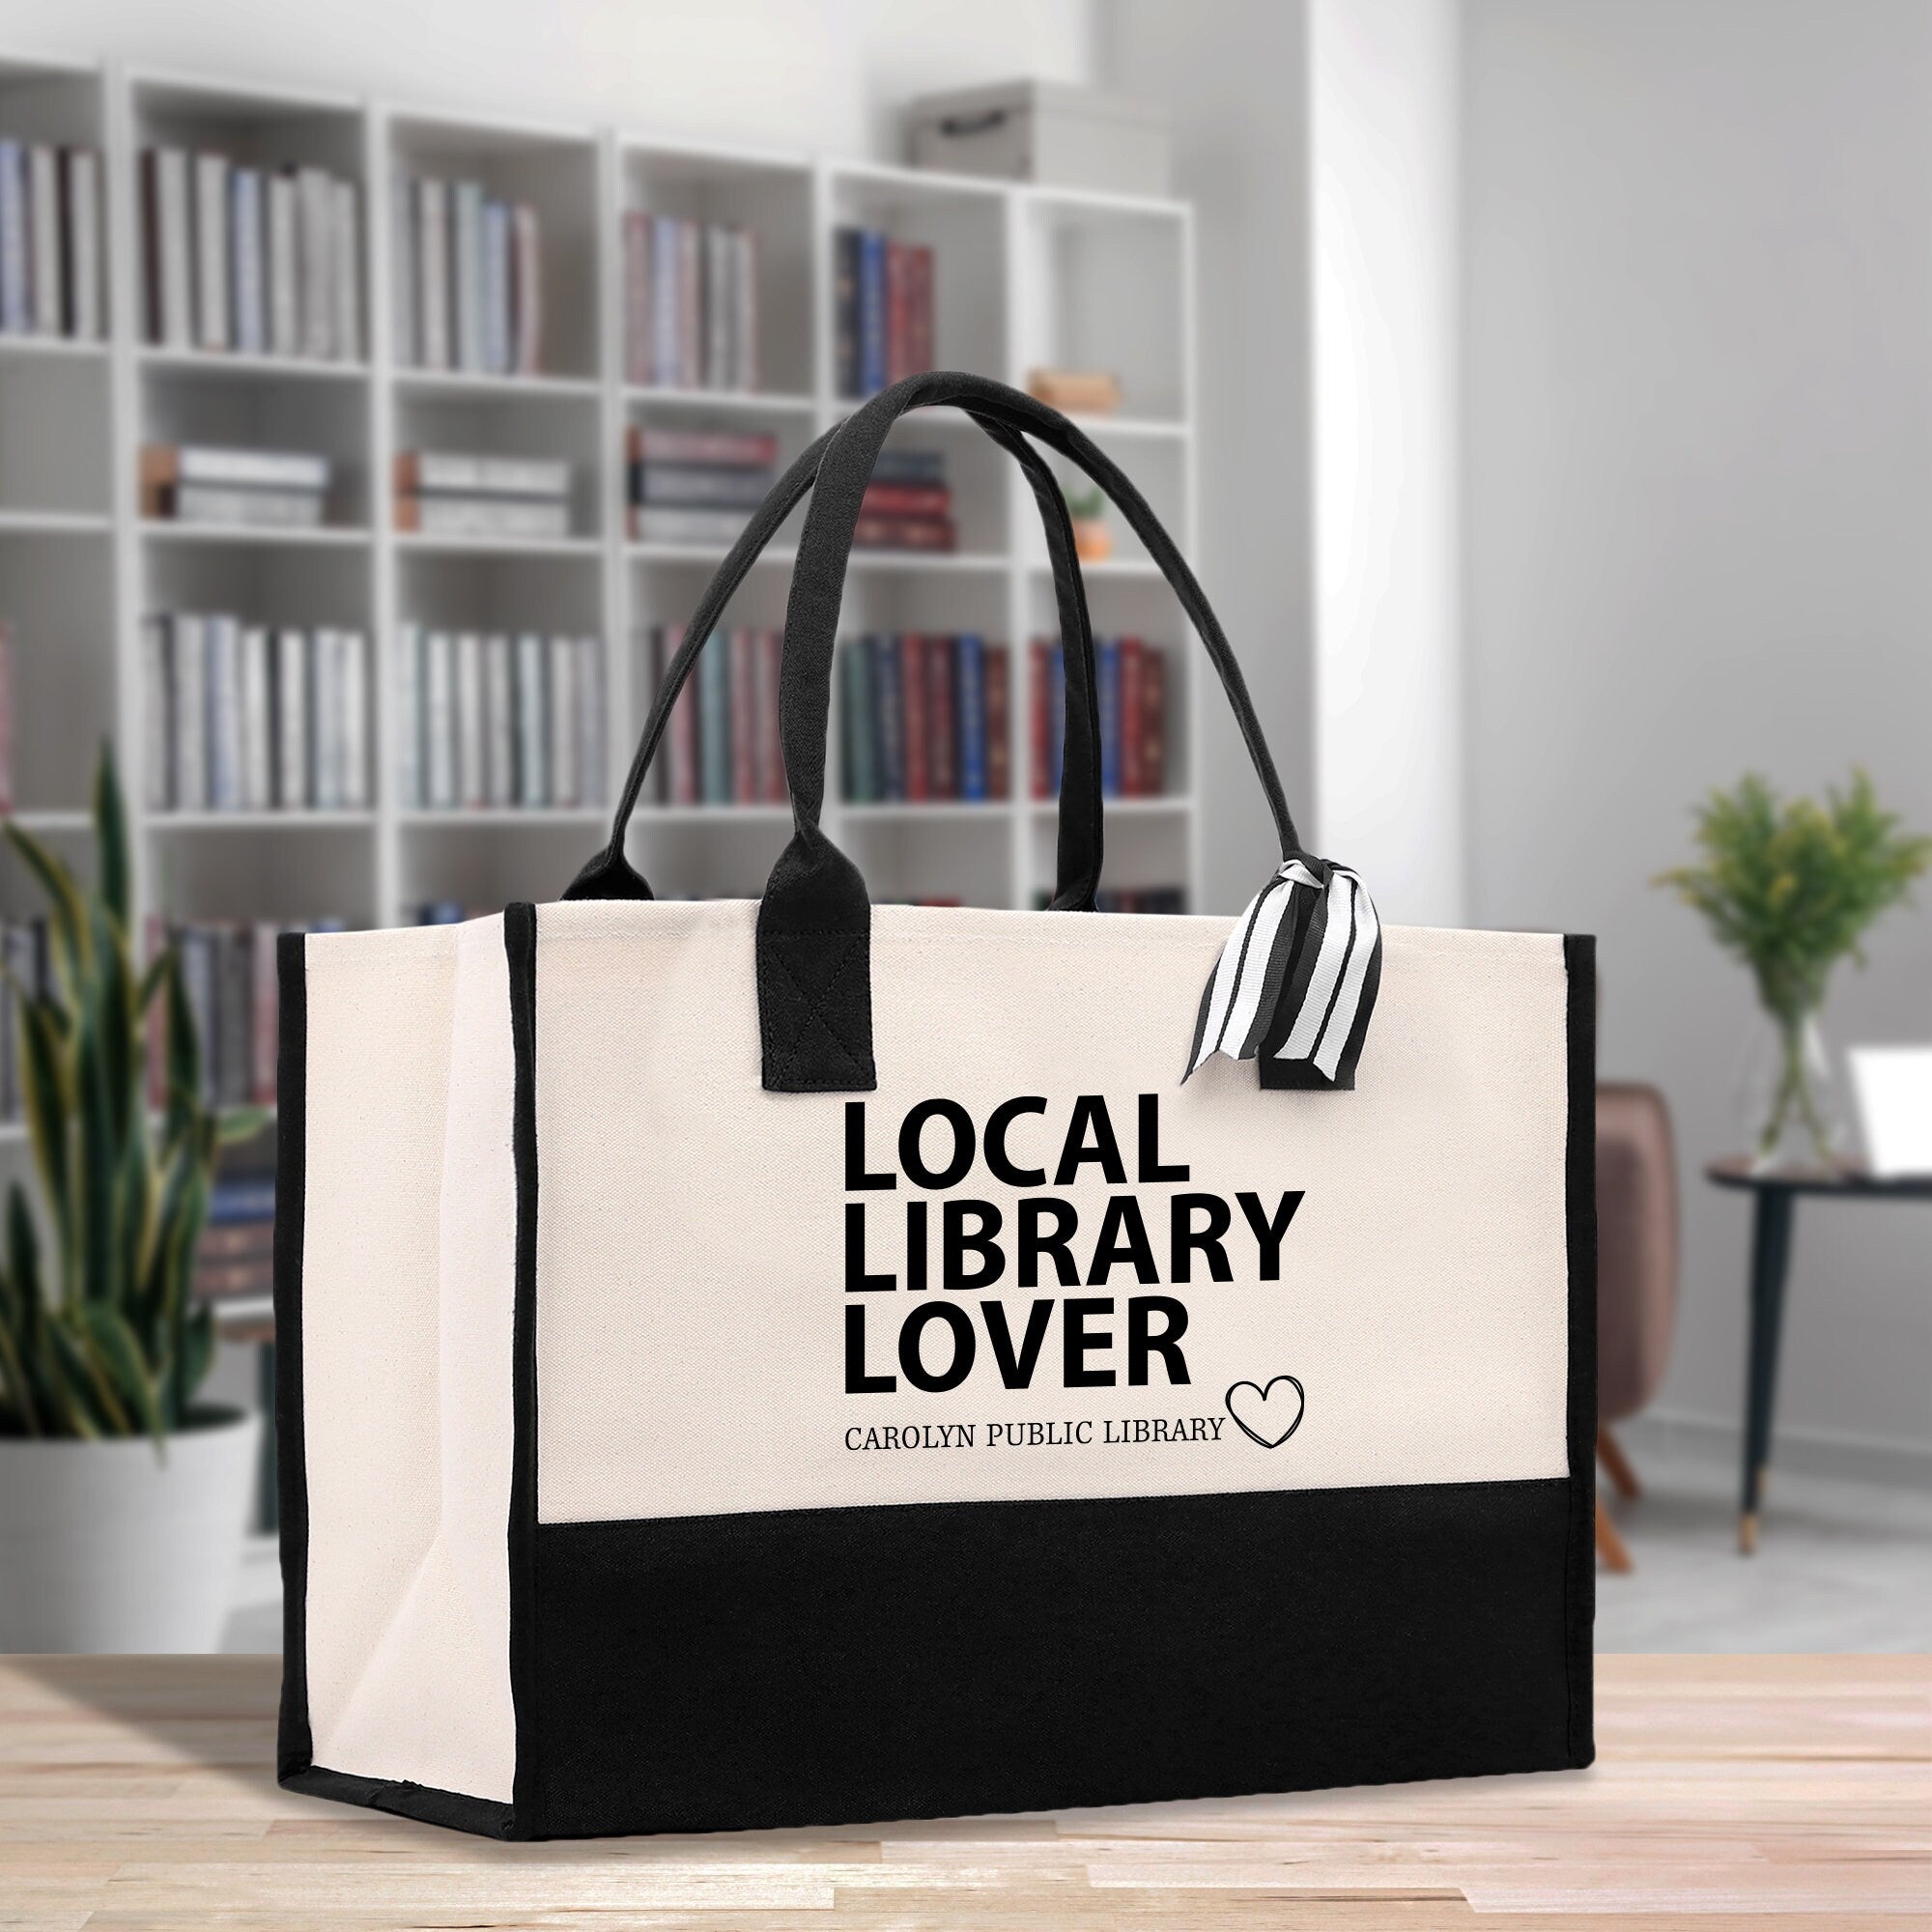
[1103,1,1317,915]
[1309,0,1464,925]
[3,0,1096,159]
[1464,0,1932,1461]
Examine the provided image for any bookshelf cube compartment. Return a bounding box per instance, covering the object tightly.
[130,77,369,361]
[148,818,378,926]
[144,537,372,635]
[0,526,115,811]
[839,811,1011,912]
[399,817,607,922]
[0,353,110,516]
[0,55,109,343]
[628,812,791,903]
[387,114,600,381]
[140,360,373,527]
[827,165,1007,397]
[397,547,602,639]
[862,411,1010,559]
[619,143,814,398]
[624,398,817,559]
[394,385,603,540]
[1019,194,1187,424]
[1027,425,1186,576]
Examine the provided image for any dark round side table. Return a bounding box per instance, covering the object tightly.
[1705,1156,1932,1552]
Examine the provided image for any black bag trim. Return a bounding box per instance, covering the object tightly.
[282,1764,517,1838]
[272,932,311,1783]
[527,1473,1577,1839]
[1562,933,1598,1767]
[505,902,544,1836]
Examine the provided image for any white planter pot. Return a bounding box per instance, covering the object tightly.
[0,1408,262,1653]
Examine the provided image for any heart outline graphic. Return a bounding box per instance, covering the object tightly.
[1225,1375,1305,1449]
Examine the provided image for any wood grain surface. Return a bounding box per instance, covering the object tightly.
[1,1654,1928,1928]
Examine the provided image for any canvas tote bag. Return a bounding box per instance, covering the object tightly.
[275,371,1596,1841]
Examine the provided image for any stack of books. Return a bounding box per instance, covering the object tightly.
[626,424,777,547]
[395,450,572,540]
[854,446,953,553]
[838,634,1010,805]
[140,148,358,358]
[834,227,935,398]
[140,442,333,529]
[392,174,542,376]
[395,628,607,811]
[190,1171,278,1323]
[1030,638,1168,800]
[145,916,342,1109]
[649,626,785,807]
[141,615,370,812]
[1026,368,1123,415]
[0,140,101,339]
[621,213,759,391]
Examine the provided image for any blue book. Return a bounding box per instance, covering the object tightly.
[0,144,27,334]
[229,168,266,354]
[955,634,987,802]
[1096,639,1123,799]
[650,214,680,387]
[481,199,512,374]
[841,639,878,803]
[697,630,731,804]
[206,616,242,810]
[1047,644,1065,797]
[872,635,905,801]
[209,1175,277,1224]
[857,228,888,395]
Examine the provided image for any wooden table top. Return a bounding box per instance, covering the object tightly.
[4,1654,1929,1928]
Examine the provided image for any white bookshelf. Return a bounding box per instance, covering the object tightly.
[0,55,1200,949]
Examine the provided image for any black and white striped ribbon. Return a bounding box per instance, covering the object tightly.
[1184,856,1382,1090]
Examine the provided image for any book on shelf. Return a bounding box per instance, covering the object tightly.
[395,626,606,811]
[140,146,358,359]
[393,447,573,538]
[0,139,102,340]
[646,625,785,808]
[834,226,936,398]
[1029,637,1168,800]
[394,172,542,376]
[1026,367,1123,415]
[625,422,778,544]
[838,635,1009,806]
[143,614,369,813]
[851,445,955,553]
[139,442,334,528]
[622,212,758,392]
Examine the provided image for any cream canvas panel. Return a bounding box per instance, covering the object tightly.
[533,902,1573,1524]
[301,920,518,1804]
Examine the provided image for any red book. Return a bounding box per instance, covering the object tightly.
[985,645,1010,800]
[926,635,957,800]
[885,241,912,385]
[1029,640,1052,799]
[900,633,929,801]
[1141,649,1166,796]
[1120,637,1146,798]
[729,629,758,804]
[852,513,955,552]
[906,245,935,374]
[860,483,951,518]
[753,630,784,804]
[660,626,700,805]
[250,922,279,1105]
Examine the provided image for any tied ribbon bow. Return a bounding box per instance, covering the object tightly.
[1184,856,1382,1090]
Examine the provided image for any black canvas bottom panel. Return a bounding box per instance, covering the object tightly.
[282,1765,518,1838]
[530,1477,1585,1839]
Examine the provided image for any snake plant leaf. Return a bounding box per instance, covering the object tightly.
[179,1302,215,1422]
[94,743,132,937]
[90,899,138,1143]
[43,1314,116,1437]
[0,1277,40,1435]
[136,952,169,1017]
[1,818,92,999]
[77,1303,165,1445]
[74,971,117,1308]
[163,951,202,1138]
[16,996,73,1296]
[217,1107,273,1146]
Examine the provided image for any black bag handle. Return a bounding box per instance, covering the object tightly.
[574,373,1302,1094]
[568,407,1108,908]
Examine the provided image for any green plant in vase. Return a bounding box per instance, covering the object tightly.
[0,747,266,1442]
[1657,769,1931,1169]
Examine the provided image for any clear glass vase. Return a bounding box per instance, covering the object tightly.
[1736,1009,1849,1174]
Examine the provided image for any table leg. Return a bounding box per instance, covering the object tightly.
[1739,1188,1796,1554]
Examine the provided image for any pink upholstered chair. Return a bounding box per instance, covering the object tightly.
[1595,1082,1680,1571]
